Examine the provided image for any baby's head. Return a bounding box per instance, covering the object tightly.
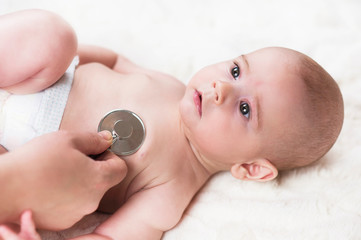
[180,47,344,181]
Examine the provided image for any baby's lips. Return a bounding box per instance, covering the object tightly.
[193,90,202,116]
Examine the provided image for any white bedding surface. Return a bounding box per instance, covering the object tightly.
[2,0,361,239]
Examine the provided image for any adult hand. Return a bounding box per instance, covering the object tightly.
[0,130,127,230]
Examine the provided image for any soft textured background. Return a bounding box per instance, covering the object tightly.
[1,0,361,239]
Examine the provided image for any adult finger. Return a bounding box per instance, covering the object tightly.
[96,151,128,187]
[72,130,113,155]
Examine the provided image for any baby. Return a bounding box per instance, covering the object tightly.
[0,9,344,240]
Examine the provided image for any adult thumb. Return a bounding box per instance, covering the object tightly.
[72,130,113,155]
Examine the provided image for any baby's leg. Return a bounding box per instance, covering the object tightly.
[0,9,77,94]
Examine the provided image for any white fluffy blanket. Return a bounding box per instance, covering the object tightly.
[2,0,361,239]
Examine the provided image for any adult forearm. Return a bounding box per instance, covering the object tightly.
[0,153,22,223]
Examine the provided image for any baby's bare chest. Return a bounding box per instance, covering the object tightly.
[60,63,188,211]
[61,63,184,133]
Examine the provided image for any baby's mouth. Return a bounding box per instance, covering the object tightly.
[193,90,202,117]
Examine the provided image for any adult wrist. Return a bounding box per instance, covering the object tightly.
[0,152,26,223]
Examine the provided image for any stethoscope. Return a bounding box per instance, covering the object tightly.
[98,109,145,156]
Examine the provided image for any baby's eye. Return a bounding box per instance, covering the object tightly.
[231,65,240,79]
[240,102,250,119]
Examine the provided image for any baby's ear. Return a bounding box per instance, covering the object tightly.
[230,159,278,182]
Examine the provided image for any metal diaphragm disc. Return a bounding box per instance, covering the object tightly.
[98,109,145,156]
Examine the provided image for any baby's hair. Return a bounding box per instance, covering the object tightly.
[269,50,344,170]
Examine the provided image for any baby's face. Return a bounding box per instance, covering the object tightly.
[179,47,307,167]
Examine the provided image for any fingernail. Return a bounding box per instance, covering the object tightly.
[98,130,112,141]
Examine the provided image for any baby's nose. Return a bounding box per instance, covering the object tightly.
[213,80,233,105]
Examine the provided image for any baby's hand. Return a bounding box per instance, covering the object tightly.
[0,211,41,240]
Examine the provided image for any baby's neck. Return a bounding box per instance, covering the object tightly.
[177,118,221,181]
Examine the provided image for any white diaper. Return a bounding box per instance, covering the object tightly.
[0,57,79,151]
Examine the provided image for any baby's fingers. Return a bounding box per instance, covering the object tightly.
[0,211,41,240]
[0,225,18,240]
[20,211,41,240]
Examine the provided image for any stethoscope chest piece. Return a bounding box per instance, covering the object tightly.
[98,109,145,156]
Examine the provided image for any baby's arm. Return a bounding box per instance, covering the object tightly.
[72,182,186,240]
[0,10,77,94]
[78,45,181,84]
[77,44,140,72]
[77,45,117,68]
